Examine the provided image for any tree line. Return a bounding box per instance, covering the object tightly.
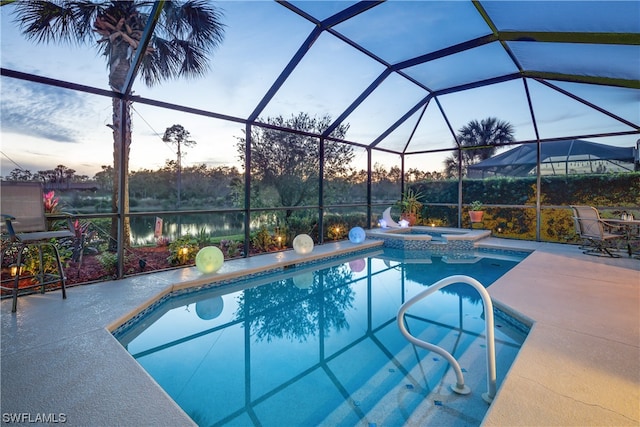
[3,160,442,205]
[4,114,517,211]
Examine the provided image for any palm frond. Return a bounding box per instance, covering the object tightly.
[176,40,210,78]
[11,0,225,87]
[161,0,225,48]
[13,0,81,44]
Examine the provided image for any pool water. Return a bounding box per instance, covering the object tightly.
[406,229,464,236]
[115,248,530,427]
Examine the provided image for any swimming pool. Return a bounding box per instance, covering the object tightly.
[114,248,530,426]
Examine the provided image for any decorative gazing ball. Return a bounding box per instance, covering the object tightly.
[348,226,366,244]
[195,246,224,274]
[293,272,314,289]
[195,296,224,320]
[293,234,314,255]
[349,258,366,273]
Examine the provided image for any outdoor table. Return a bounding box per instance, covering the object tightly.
[603,219,640,257]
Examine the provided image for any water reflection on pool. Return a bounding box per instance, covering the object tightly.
[115,248,530,427]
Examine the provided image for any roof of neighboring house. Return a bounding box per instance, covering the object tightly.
[467,139,636,177]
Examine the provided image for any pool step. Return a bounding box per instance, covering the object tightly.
[318,326,484,425]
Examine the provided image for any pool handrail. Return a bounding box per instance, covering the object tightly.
[396,274,497,403]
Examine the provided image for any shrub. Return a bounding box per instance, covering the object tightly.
[167,236,200,266]
[98,252,118,274]
[250,227,277,253]
[325,221,348,241]
[219,239,243,258]
[195,227,213,247]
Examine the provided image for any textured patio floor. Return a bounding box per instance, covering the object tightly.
[1,238,638,426]
[479,238,639,426]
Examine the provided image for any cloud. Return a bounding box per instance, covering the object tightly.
[0,79,89,143]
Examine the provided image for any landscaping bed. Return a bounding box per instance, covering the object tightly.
[1,246,174,296]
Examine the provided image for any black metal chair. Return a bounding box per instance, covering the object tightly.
[571,205,624,257]
[1,181,74,312]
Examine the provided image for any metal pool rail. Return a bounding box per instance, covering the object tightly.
[397,275,497,403]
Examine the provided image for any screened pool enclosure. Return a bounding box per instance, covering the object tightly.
[1,1,638,279]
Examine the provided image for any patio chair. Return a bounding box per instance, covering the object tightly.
[571,205,624,258]
[1,181,74,312]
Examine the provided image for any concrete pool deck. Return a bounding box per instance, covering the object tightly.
[1,238,638,426]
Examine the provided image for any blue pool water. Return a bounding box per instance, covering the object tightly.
[115,248,530,427]
[406,229,464,236]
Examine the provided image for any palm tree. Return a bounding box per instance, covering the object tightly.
[10,1,225,249]
[444,117,515,178]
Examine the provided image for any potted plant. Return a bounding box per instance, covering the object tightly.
[469,200,484,223]
[398,189,424,226]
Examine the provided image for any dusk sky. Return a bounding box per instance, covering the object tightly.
[1,1,638,179]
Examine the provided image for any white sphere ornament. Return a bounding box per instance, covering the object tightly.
[348,226,366,244]
[195,246,224,274]
[293,234,314,255]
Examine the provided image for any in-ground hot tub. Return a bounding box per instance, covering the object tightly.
[366,226,491,251]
